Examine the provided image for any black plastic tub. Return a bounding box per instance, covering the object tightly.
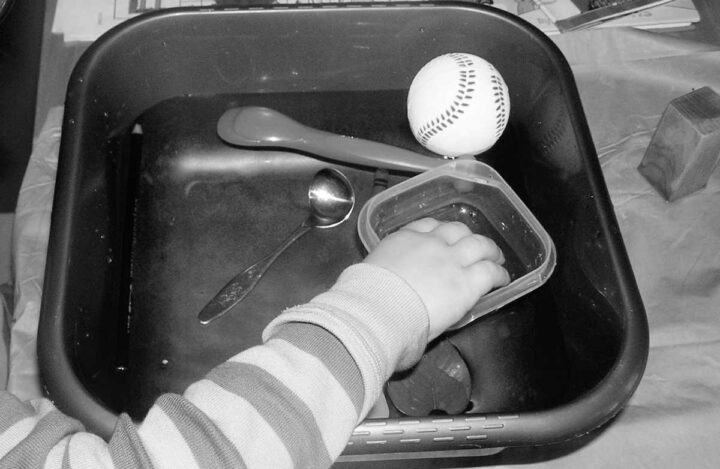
[39,4,648,465]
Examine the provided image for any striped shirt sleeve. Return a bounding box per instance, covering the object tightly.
[0,263,429,468]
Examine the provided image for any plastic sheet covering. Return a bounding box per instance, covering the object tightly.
[1,291,8,390]
[484,27,720,468]
[7,26,720,466]
[8,106,63,400]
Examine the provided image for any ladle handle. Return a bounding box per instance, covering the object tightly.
[198,220,312,325]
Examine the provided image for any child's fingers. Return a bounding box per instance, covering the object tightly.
[465,261,511,294]
[429,221,473,245]
[451,234,505,266]
[402,218,441,233]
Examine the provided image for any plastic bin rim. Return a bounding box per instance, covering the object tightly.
[40,2,648,454]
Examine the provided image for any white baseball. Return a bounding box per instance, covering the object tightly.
[407,53,510,157]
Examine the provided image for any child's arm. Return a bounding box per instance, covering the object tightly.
[0,219,508,468]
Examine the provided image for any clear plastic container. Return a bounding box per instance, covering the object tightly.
[358,159,556,328]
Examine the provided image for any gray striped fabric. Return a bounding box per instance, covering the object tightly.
[208,362,334,468]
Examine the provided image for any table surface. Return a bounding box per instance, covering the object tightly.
[18,1,720,468]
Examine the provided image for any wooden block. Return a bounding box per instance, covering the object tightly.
[638,86,720,202]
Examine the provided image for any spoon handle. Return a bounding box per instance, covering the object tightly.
[198,220,312,325]
[301,131,447,173]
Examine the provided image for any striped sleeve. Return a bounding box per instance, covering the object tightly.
[263,262,430,416]
[0,262,430,469]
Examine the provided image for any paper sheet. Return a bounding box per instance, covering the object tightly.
[556,0,675,31]
[492,0,700,35]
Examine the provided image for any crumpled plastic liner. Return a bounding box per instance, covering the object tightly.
[6,26,720,467]
[485,28,720,468]
[1,292,9,390]
[7,106,62,401]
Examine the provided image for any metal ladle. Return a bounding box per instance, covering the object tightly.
[217,106,446,173]
[198,168,355,325]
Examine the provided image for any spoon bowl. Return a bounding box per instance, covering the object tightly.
[220,106,309,145]
[309,168,355,227]
[198,168,355,325]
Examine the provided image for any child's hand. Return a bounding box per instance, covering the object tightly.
[363,218,510,340]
